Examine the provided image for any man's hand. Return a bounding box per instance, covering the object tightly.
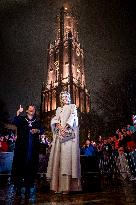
[17,105,23,116]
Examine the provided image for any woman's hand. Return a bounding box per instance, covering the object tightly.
[60,128,66,137]
[30,129,40,134]
[56,123,66,137]
[17,105,23,116]
[56,123,63,130]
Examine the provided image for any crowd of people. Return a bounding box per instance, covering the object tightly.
[0,129,50,153]
[80,122,136,181]
[0,129,16,152]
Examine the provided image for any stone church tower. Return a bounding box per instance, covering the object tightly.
[41,7,90,133]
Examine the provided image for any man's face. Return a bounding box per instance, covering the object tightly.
[118,147,124,155]
[86,140,90,145]
[27,106,36,116]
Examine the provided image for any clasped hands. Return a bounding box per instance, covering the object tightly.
[30,129,40,134]
[56,123,68,138]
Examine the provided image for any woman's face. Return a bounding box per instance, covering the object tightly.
[61,94,69,105]
[27,106,36,116]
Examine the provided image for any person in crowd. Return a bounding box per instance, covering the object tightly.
[81,139,96,156]
[116,146,136,181]
[101,139,114,176]
[0,136,8,152]
[126,124,135,132]
[11,104,44,199]
[129,146,136,175]
[80,139,98,178]
[7,134,16,152]
[132,115,136,125]
[113,135,119,150]
[38,134,50,177]
[46,91,81,194]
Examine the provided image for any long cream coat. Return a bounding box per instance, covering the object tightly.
[46,104,81,192]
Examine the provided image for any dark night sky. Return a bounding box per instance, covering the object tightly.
[0,0,136,124]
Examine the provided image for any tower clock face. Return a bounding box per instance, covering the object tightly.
[76,47,80,56]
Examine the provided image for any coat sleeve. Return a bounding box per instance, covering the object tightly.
[12,115,22,126]
[51,107,61,132]
[66,104,78,128]
[37,119,45,135]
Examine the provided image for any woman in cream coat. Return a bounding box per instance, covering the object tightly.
[46,91,81,194]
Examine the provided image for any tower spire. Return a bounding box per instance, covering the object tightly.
[41,7,90,125]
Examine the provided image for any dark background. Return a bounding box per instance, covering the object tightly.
[0,0,136,134]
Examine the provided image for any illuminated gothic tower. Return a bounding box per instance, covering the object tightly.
[41,7,90,129]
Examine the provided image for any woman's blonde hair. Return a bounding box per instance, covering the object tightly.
[60,91,71,106]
